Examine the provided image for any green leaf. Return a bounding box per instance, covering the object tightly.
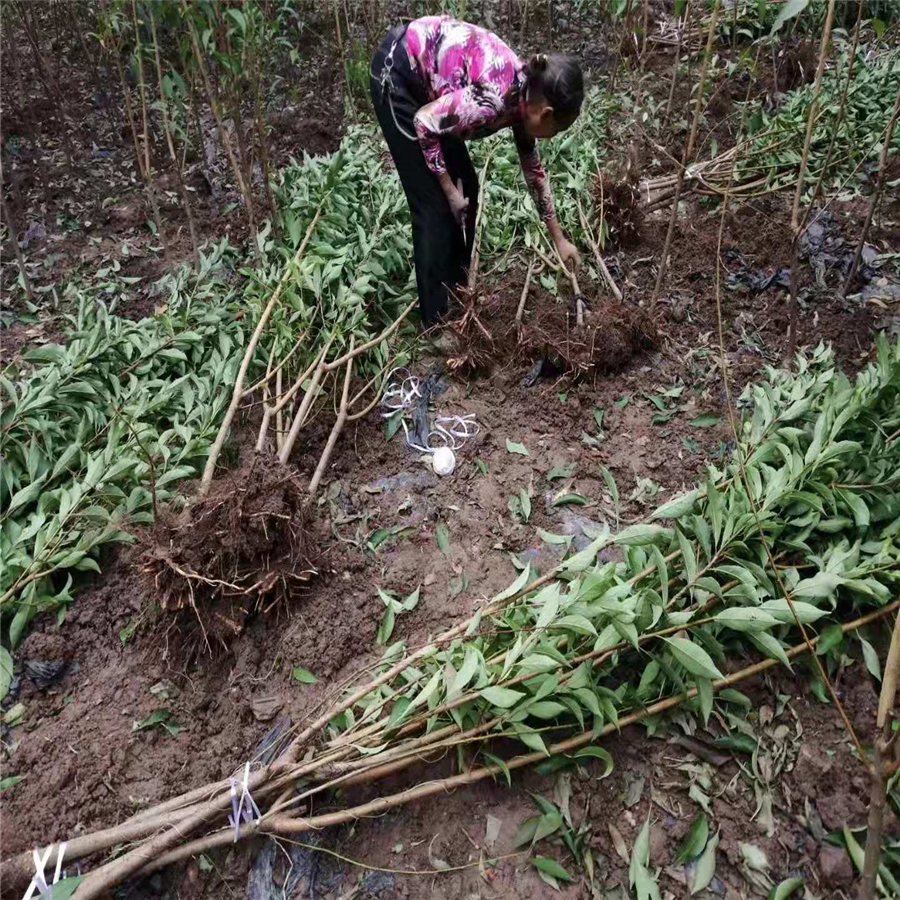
[769,877,805,900]
[481,686,526,708]
[750,632,793,670]
[760,599,828,625]
[600,465,620,526]
[45,875,84,900]
[376,605,396,645]
[816,624,844,656]
[794,571,842,599]
[615,523,670,546]
[691,831,719,894]
[689,416,721,428]
[537,529,573,546]
[651,489,701,521]
[436,525,450,554]
[515,725,548,755]
[573,745,614,777]
[532,857,572,882]
[492,565,532,603]
[483,751,512,787]
[0,647,12,702]
[663,636,724,680]
[533,810,564,843]
[506,439,529,456]
[513,814,541,846]
[520,489,532,523]
[770,0,809,34]
[547,464,575,481]
[676,814,709,865]
[527,701,567,720]
[561,525,611,574]
[714,608,780,633]
[630,814,661,900]
[551,492,589,508]
[0,774,25,793]
[291,667,318,685]
[859,637,882,681]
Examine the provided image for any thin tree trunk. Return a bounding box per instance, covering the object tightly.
[131,0,171,262]
[187,71,208,168]
[639,0,649,69]
[786,0,836,360]
[249,40,279,229]
[71,3,120,139]
[843,88,900,296]
[663,2,688,127]
[803,0,863,215]
[182,0,259,254]
[149,6,199,266]
[222,27,253,200]
[1,156,36,302]
[15,0,75,173]
[649,0,721,313]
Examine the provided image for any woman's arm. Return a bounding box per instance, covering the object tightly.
[414,86,505,221]
[513,124,581,269]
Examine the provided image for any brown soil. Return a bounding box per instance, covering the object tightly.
[445,281,658,377]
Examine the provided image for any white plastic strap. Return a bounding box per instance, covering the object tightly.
[229,762,261,843]
[22,842,66,900]
[381,370,479,458]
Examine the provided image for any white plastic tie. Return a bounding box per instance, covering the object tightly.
[380,370,479,458]
[229,762,261,843]
[23,842,66,900]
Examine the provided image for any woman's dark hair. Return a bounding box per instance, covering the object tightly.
[525,54,584,124]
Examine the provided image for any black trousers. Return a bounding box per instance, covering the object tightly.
[370,28,478,326]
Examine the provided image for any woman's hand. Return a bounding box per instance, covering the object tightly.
[439,172,469,225]
[555,236,581,271]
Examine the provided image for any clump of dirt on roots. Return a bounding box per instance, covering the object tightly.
[443,283,658,376]
[139,454,318,653]
[593,169,644,250]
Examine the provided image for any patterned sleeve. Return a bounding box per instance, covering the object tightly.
[414,85,505,177]
[513,123,556,223]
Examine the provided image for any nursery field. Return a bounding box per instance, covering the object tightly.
[1,2,900,899]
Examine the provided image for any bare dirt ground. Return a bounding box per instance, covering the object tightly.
[2,4,899,900]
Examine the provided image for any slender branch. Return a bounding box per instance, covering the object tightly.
[308,342,354,495]
[200,200,326,493]
[181,0,258,252]
[112,602,899,881]
[148,5,199,266]
[860,609,900,900]
[515,258,540,325]
[786,0,836,360]
[650,0,721,313]
[843,87,900,296]
[578,201,623,301]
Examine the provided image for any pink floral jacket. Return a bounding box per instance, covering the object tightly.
[405,16,556,221]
